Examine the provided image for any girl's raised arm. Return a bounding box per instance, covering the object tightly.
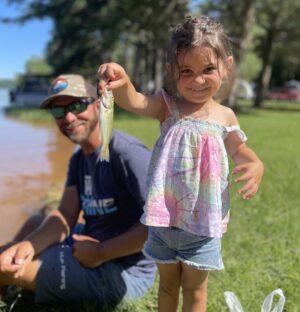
[97,62,165,120]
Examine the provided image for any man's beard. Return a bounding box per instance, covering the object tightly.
[62,115,98,144]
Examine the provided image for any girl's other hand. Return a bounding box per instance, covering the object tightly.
[232,161,264,200]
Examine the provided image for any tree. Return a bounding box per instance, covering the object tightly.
[227,0,256,107]
[112,0,189,90]
[254,0,300,107]
[3,0,189,90]
[25,57,53,76]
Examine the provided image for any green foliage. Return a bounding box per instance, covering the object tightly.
[0,79,16,88]
[200,0,255,55]
[254,0,300,87]
[4,107,54,124]
[4,0,189,90]
[241,51,262,82]
[3,0,300,94]
[25,57,54,76]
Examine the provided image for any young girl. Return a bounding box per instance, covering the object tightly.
[97,16,264,312]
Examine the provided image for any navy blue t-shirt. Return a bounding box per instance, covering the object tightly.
[66,130,156,273]
[66,129,151,239]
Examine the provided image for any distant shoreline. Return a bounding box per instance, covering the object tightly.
[0,79,15,89]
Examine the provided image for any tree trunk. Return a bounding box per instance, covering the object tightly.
[226,0,256,108]
[254,26,276,108]
[154,48,164,91]
[133,44,145,91]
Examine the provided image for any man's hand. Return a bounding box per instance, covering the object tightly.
[232,161,264,200]
[72,234,105,268]
[0,241,34,278]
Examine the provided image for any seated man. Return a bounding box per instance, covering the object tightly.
[0,74,156,306]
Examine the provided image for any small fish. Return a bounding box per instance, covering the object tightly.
[99,87,114,162]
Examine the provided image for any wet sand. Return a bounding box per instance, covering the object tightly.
[0,113,74,244]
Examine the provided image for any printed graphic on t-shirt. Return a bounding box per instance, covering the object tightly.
[84,175,92,195]
[82,175,117,216]
[81,195,118,216]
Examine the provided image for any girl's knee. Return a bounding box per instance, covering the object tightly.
[157,263,181,288]
[159,278,180,296]
[157,262,181,307]
[181,267,209,294]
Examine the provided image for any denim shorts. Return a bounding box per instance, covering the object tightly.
[143,226,224,271]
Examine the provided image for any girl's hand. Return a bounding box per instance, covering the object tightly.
[97,62,128,93]
[97,61,164,119]
[232,161,264,200]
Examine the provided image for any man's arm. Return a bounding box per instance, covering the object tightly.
[27,185,80,255]
[72,221,147,268]
[0,186,80,276]
[98,221,147,257]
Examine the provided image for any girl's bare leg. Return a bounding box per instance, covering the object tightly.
[181,264,209,312]
[157,262,181,312]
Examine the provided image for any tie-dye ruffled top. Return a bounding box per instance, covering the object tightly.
[141,90,247,238]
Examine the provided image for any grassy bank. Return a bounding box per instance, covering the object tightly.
[3,101,300,311]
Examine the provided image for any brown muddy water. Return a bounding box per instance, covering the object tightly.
[0,89,74,244]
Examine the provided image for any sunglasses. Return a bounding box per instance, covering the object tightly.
[49,98,95,119]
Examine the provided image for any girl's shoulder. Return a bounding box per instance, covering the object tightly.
[155,89,176,122]
[213,102,238,127]
[213,103,247,142]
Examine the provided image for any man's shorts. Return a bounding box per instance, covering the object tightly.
[35,226,155,305]
[143,226,224,270]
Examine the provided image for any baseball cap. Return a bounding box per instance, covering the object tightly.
[40,74,97,108]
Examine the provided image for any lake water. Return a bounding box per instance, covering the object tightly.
[0,88,74,244]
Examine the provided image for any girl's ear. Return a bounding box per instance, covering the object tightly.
[165,62,171,73]
[226,56,234,70]
[95,99,100,110]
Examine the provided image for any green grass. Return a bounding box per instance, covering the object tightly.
[5,107,54,124]
[3,101,300,311]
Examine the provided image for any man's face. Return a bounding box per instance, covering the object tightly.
[50,96,99,144]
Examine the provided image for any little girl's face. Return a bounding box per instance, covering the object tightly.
[175,45,231,104]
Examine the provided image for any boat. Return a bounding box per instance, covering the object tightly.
[10,75,51,108]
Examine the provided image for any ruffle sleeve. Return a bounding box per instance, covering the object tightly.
[225,125,247,142]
